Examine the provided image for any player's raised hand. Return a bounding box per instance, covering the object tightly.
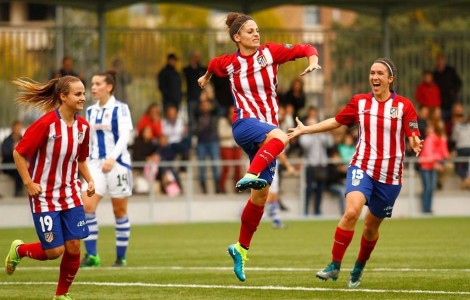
[288,117,306,139]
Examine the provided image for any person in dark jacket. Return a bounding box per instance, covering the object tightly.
[158,53,182,111]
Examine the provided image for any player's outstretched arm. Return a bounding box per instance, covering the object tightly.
[300,54,321,76]
[288,117,341,139]
[408,132,424,157]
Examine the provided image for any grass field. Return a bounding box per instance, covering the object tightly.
[1,217,470,299]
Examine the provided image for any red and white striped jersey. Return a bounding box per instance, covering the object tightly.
[335,92,420,185]
[15,110,90,213]
[207,42,318,126]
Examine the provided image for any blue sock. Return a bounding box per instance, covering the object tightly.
[83,213,98,256]
[116,216,130,259]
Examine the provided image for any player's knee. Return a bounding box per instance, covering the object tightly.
[342,208,361,225]
[46,247,65,259]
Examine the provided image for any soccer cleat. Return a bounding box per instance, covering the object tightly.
[228,243,248,282]
[5,239,24,275]
[80,254,101,267]
[316,261,341,281]
[53,293,73,300]
[348,260,365,288]
[235,173,267,192]
[112,257,127,267]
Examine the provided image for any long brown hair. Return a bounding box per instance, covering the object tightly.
[13,76,81,112]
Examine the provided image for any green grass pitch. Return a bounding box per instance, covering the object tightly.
[1,217,469,299]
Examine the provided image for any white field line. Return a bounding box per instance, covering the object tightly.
[12,266,470,272]
[1,281,470,295]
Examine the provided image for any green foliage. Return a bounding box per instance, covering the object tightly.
[158,4,209,29]
[1,218,470,299]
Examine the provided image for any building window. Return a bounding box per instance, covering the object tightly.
[304,6,320,27]
[27,4,54,21]
[0,3,10,22]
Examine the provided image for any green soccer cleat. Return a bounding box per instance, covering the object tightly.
[5,239,24,275]
[348,260,365,288]
[80,254,101,267]
[316,261,341,281]
[112,257,127,267]
[227,243,248,282]
[235,173,267,192]
[53,293,73,300]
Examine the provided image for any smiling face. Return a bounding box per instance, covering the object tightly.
[60,80,86,113]
[369,62,393,100]
[234,20,260,53]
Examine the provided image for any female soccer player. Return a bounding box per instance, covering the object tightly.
[198,12,321,282]
[80,70,133,267]
[5,75,95,300]
[288,58,423,288]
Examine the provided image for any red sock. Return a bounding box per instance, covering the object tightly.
[331,227,354,263]
[357,235,378,264]
[247,138,285,175]
[238,200,265,248]
[56,250,80,296]
[17,242,48,261]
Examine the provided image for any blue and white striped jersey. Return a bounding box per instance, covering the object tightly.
[86,96,133,169]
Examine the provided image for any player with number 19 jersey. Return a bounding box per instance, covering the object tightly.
[15,110,90,213]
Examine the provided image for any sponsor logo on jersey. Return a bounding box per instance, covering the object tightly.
[390,107,399,119]
[44,232,54,243]
[257,54,268,68]
[78,131,84,144]
[51,134,62,140]
[408,120,419,130]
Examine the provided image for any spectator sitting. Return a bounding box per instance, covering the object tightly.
[136,103,163,144]
[280,77,306,118]
[1,120,24,197]
[415,70,441,109]
[131,126,160,194]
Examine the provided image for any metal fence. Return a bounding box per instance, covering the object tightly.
[1,26,470,128]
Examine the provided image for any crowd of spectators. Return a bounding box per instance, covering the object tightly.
[1,52,469,217]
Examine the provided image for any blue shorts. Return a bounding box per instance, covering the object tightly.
[232,118,278,184]
[346,166,401,218]
[32,206,89,250]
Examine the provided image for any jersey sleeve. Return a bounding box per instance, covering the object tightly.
[108,104,133,160]
[207,55,230,78]
[15,120,49,159]
[335,96,359,126]
[266,42,318,64]
[77,121,90,162]
[402,100,420,137]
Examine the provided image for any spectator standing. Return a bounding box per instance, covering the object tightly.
[157,53,182,111]
[218,106,242,194]
[280,77,306,118]
[110,57,132,104]
[195,94,221,194]
[433,54,462,121]
[419,120,449,213]
[452,113,470,189]
[183,51,207,131]
[51,55,86,86]
[1,120,24,197]
[298,116,334,216]
[6,76,94,300]
[415,70,441,109]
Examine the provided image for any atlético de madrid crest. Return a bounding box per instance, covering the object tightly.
[390,107,399,119]
[44,232,54,243]
[257,54,268,68]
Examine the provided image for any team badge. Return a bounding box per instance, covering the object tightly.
[257,54,268,68]
[352,179,360,186]
[284,43,293,48]
[44,232,54,243]
[390,107,399,119]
